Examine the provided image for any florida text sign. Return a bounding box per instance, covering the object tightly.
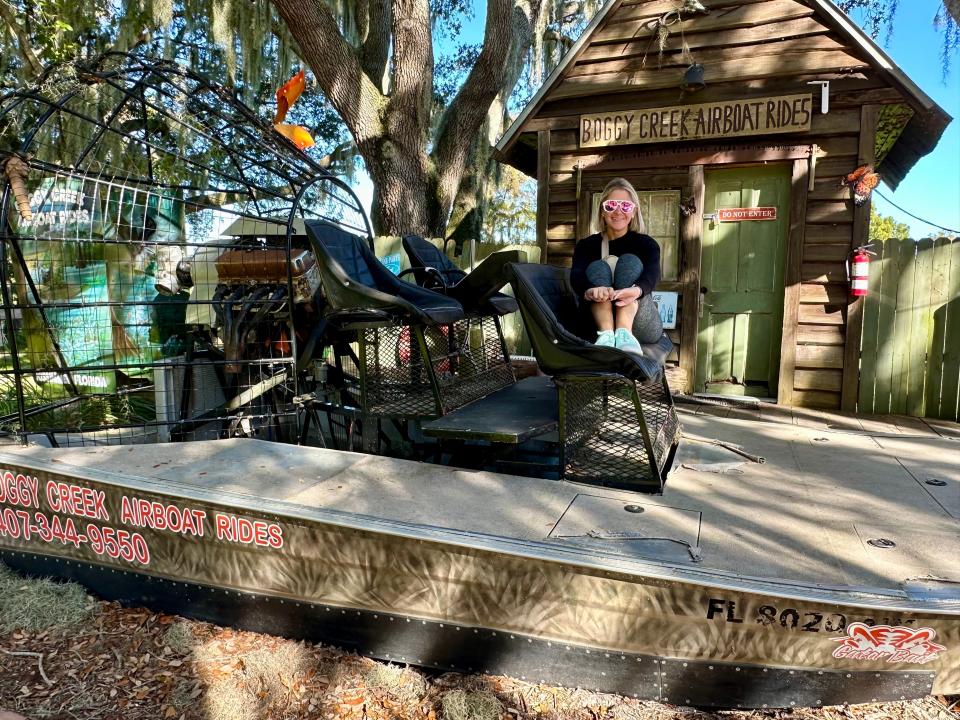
[580,94,813,148]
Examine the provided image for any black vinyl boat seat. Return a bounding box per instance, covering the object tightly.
[508,263,670,383]
[304,220,464,326]
[508,262,680,492]
[400,234,520,316]
[300,219,513,422]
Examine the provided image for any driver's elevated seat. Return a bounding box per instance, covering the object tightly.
[509,262,680,492]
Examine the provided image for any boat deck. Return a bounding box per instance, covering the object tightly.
[3,404,958,613]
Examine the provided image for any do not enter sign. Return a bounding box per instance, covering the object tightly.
[717,207,777,222]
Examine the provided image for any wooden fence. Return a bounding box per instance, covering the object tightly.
[858,236,960,420]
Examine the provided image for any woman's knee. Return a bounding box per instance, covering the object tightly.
[585,259,613,289]
[612,253,644,289]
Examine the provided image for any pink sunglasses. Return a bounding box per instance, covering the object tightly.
[601,199,636,214]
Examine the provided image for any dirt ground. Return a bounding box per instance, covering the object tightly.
[0,571,957,720]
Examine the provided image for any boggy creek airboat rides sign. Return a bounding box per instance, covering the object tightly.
[579,93,814,148]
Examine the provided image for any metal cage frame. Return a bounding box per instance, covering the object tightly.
[0,52,371,447]
[557,372,680,492]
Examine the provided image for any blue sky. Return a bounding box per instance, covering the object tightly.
[846,2,960,237]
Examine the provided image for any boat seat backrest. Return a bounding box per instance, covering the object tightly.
[313,223,390,290]
[402,234,466,287]
[304,219,465,325]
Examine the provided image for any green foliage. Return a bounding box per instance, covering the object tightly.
[0,1,355,169]
[869,205,911,243]
[483,167,537,245]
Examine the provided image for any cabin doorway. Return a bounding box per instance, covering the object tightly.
[695,165,791,398]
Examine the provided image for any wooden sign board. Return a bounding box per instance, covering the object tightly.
[580,94,813,148]
[718,207,777,222]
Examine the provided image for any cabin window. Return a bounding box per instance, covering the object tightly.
[589,190,680,281]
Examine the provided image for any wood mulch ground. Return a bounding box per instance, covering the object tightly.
[0,599,957,720]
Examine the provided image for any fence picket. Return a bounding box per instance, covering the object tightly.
[858,238,884,413]
[857,242,886,413]
[938,237,960,420]
[873,238,901,414]
[889,239,917,415]
[907,238,934,417]
[925,237,951,418]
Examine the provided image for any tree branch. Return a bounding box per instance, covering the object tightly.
[361,0,391,92]
[945,0,959,26]
[317,140,359,169]
[0,1,44,78]
[431,0,543,221]
[271,0,386,146]
[389,0,433,129]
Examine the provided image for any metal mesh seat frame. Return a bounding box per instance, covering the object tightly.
[324,315,515,420]
[557,372,679,492]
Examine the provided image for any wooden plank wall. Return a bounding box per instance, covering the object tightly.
[521,0,913,407]
[859,237,960,421]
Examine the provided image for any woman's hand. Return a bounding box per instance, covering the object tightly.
[612,286,641,306]
[585,286,614,302]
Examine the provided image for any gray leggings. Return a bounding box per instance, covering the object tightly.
[585,255,663,343]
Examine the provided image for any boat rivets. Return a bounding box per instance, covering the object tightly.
[925,478,947,486]
[624,504,644,513]
[867,538,896,548]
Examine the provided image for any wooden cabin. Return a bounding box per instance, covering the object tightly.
[495,0,951,409]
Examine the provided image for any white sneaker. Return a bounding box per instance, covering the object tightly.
[595,329,616,348]
[615,328,644,355]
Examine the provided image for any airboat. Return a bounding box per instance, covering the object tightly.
[0,55,956,709]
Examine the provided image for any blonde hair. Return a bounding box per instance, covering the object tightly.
[596,178,646,237]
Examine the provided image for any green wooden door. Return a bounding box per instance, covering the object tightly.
[696,166,791,397]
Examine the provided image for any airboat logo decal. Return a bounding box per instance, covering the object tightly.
[830,622,946,664]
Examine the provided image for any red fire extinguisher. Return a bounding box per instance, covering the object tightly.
[847,244,875,297]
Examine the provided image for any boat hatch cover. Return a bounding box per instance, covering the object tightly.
[549,493,702,563]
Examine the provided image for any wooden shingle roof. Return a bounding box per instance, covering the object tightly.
[495,0,951,188]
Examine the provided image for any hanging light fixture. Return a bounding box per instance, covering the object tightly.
[681,63,706,93]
